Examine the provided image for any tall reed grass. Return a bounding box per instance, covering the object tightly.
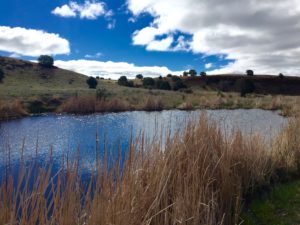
[0,114,299,225]
[0,99,27,120]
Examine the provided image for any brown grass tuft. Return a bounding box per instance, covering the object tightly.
[0,99,28,120]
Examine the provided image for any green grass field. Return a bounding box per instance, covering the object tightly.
[242,180,300,225]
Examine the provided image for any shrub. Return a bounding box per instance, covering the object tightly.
[155,80,171,90]
[38,55,54,68]
[158,76,163,80]
[118,76,133,87]
[0,68,4,83]
[238,79,255,97]
[183,71,189,77]
[246,70,254,76]
[173,80,187,91]
[171,76,181,82]
[86,77,98,89]
[167,74,173,78]
[136,74,143,79]
[279,73,284,79]
[96,88,110,101]
[200,71,207,77]
[189,69,197,77]
[118,76,128,86]
[143,77,155,87]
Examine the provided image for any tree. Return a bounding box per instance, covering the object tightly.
[0,68,4,83]
[136,74,143,79]
[246,70,254,76]
[279,73,284,79]
[189,69,197,77]
[167,74,173,78]
[86,77,98,89]
[239,79,255,97]
[200,71,207,77]
[118,76,128,86]
[173,80,187,91]
[156,80,171,90]
[38,55,54,68]
[183,71,189,77]
[143,77,155,87]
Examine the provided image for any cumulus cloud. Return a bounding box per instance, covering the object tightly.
[52,1,112,20]
[0,26,70,57]
[127,0,300,75]
[55,59,181,79]
[205,63,213,69]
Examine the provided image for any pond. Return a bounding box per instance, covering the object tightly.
[0,109,287,174]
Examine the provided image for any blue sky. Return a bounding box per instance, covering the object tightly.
[1,0,300,78]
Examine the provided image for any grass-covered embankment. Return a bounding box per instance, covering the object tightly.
[1,55,300,119]
[0,109,299,224]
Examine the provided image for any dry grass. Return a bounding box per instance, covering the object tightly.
[0,113,299,225]
[0,99,27,120]
[58,96,132,114]
[143,97,164,111]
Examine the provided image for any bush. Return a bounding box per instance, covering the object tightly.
[0,68,4,83]
[279,73,284,79]
[96,88,110,101]
[238,79,255,97]
[143,77,155,87]
[86,77,98,89]
[173,80,187,91]
[171,76,181,82]
[118,76,134,87]
[200,71,207,77]
[136,74,143,79]
[189,69,197,77]
[183,71,189,77]
[38,55,54,68]
[155,80,171,90]
[246,70,254,76]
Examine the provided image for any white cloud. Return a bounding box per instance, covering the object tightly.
[0,26,70,57]
[127,0,300,75]
[52,5,76,18]
[205,63,213,69]
[55,59,181,79]
[52,1,111,20]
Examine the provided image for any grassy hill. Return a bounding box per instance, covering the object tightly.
[0,56,95,98]
[0,56,299,119]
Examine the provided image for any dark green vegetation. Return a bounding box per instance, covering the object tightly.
[0,67,4,82]
[86,76,98,89]
[38,55,54,68]
[242,180,300,225]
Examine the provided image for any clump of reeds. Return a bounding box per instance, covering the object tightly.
[0,114,299,225]
[143,97,164,111]
[0,99,28,120]
[58,96,132,114]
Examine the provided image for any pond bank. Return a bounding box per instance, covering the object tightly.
[0,94,296,121]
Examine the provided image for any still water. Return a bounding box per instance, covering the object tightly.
[0,109,286,172]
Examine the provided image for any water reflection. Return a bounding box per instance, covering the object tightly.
[0,109,286,171]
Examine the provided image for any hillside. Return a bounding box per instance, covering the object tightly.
[0,56,300,119]
[185,75,300,95]
[0,56,94,98]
